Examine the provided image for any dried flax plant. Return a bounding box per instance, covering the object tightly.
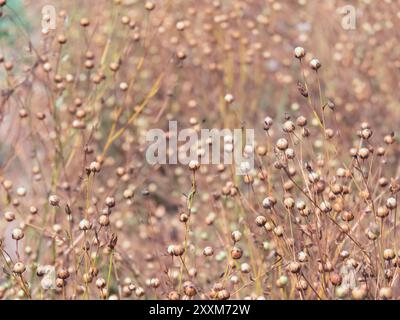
[0,0,399,300]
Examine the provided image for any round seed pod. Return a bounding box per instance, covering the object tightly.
[49,194,60,206]
[145,1,155,11]
[231,231,242,242]
[341,211,354,222]
[282,120,295,133]
[183,281,196,297]
[4,211,15,222]
[96,278,106,289]
[379,287,392,300]
[217,289,230,300]
[262,196,277,209]
[330,273,342,286]
[188,160,200,171]
[284,197,295,209]
[264,116,273,130]
[383,249,395,261]
[99,215,110,226]
[273,225,284,237]
[296,116,307,127]
[13,262,26,274]
[57,34,67,44]
[383,134,394,145]
[377,147,385,156]
[276,275,288,288]
[276,138,289,151]
[203,246,214,257]
[294,47,306,59]
[377,206,389,218]
[386,197,397,210]
[80,18,90,27]
[89,161,101,173]
[295,279,308,291]
[296,200,306,211]
[231,246,243,259]
[57,268,70,280]
[358,147,369,159]
[105,196,115,208]
[310,58,321,70]
[352,287,367,300]
[288,261,301,274]
[255,216,267,227]
[168,291,180,300]
[172,245,185,256]
[79,219,91,231]
[12,228,24,240]
[224,93,234,104]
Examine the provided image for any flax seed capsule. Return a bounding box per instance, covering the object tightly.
[168,291,180,300]
[19,109,28,118]
[80,18,90,27]
[377,147,385,156]
[4,61,13,71]
[203,246,214,256]
[231,246,243,259]
[4,211,15,222]
[296,200,306,210]
[79,219,91,231]
[273,225,284,237]
[90,161,101,173]
[296,116,307,127]
[358,147,369,159]
[262,196,276,209]
[173,245,185,256]
[276,138,288,150]
[310,58,321,70]
[105,196,115,208]
[379,287,392,300]
[57,268,70,280]
[84,60,94,69]
[183,281,196,297]
[224,93,234,104]
[288,262,301,273]
[57,34,67,44]
[99,215,110,226]
[145,1,155,11]
[49,194,60,206]
[294,46,305,59]
[121,16,130,25]
[283,120,295,133]
[231,230,242,242]
[386,197,397,210]
[383,249,395,260]
[330,273,342,286]
[13,262,26,274]
[109,62,119,72]
[377,206,389,218]
[255,215,267,227]
[384,134,394,145]
[296,279,308,291]
[341,211,354,222]
[264,116,273,130]
[284,197,295,209]
[12,228,24,240]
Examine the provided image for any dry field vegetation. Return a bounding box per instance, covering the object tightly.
[0,0,399,300]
